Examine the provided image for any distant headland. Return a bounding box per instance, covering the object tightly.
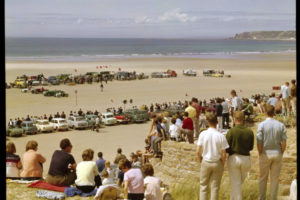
[230,31,296,41]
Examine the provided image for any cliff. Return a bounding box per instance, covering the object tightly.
[231,31,296,41]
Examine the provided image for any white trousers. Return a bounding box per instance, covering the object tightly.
[227,154,251,200]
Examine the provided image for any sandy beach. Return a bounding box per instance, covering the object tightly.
[5,53,296,177]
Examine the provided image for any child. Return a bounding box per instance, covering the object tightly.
[104,161,115,180]
[101,170,115,185]
[169,118,180,141]
[143,163,163,200]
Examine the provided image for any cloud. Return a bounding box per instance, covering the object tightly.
[134,16,153,24]
[158,8,197,23]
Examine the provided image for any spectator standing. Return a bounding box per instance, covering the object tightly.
[226,111,254,200]
[180,112,194,144]
[185,101,197,136]
[46,138,77,186]
[6,142,23,178]
[281,82,290,116]
[20,140,46,179]
[75,149,101,193]
[118,159,144,200]
[267,93,278,107]
[169,118,180,141]
[196,112,229,200]
[8,119,14,128]
[230,90,243,127]
[257,104,287,200]
[222,98,230,129]
[290,79,296,117]
[61,112,66,119]
[216,98,223,131]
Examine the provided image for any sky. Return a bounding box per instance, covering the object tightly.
[5,0,296,38]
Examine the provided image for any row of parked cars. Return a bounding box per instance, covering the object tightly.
[6,109,150,137]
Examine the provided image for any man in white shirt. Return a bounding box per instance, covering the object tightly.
[230,90,243,127]
[281,82,290,116]
[196,112,229,200]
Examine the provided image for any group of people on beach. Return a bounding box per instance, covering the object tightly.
[6,139,165,200]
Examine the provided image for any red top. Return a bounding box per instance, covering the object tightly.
[182,117,194,131]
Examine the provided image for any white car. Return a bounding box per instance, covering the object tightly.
[183,69,197,76]
[162,72,171,78]
[50,118,69,131]
[21,88,30,93]
[31,80,40,86]
[41,79,49,86]
[35,119,54,133]
[67,115,88,129]
[101,112,117,125]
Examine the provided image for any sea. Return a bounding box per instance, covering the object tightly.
[5,37,296,62]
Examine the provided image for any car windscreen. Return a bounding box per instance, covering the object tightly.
[59,120,67,123]
[76,117,85,121]
[41,121,49,125]
[106,115,114,118]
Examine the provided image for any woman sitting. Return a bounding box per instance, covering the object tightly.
[20,140,46,179]
[6,142,22,178]
[75,149,101,193]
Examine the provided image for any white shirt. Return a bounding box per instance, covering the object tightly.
[281,85,290,99]
[175,118,183,127]
[75,161,99,186]
[169,124,180,138]
[221,101,229,114]
[144,176,163,200]
[231,96,243,111]
[96,117,100,125]
[290,179,297,200]
[102,177,115,185]
[197,128,229,162]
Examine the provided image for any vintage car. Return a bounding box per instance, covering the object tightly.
[114,71,136,80]
[162,72,171,78]
[203,69,224,77]
[41,79,49,85]
[31,80,41,86]
[50,118,69,131]
[166,69,177,77]
[31,87,48,94]
[85,114,99,128]
[67,115,89,129]
[43,90,69,97]
[21,88,30,93]
[6,127,23,137]
[162,106,185,117]
[56,74,72,83]
[114,114,131,124]
[21,121,38,135]
[101,112,117,125]
[183,69,197,76]
[99,71,114,81]
[35,119,54,133]
[14,78,27,88]
[85,72,99,78]
[48,76,59,85]
[136,72,149,80]
[151,72,163,78]
[123,109,148,123]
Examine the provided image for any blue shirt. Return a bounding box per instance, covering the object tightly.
[257,118,287,155]
[96,158,106,173]
[267,97,278,107]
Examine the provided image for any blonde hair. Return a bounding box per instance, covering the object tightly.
[105,161,111,168]
[205,112,217,125]
[234,111,244,122]
[101,170,109,178]
[26,140,38,151]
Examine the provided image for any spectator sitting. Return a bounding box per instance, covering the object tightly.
[113,148,127,165]
[131,154,142,169]
[143,163,163,200]
[45,138,77,186]
[242,98,254,120]
[101,170,115,185]
[104,161,116,180]
[96,152,106,174]
[20,140,46,179]
[6,142,23,178]
[75,149,101,193]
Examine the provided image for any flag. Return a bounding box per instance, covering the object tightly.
[185,93,188,97]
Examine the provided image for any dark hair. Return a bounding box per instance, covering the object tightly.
[60,138,72,150]
[6,142,16,154]
[117,148,122,154]
[184,112,189,117]
[205,112,218,125]
[142,163,154,176]
[291,79,296,84]
[82,149,94,161]
[98,152,103,158]
[118,158,131,170]
[171,117,176,124]
[231,89,237,96]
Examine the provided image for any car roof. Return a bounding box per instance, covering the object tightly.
[102,112,114,115]
[22,121,33,123]
[37,119,49,122]
[52,118,66,120]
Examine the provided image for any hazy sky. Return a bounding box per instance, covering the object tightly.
[5,0,295,38]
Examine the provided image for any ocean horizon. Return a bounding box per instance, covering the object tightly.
[5,37,296,62]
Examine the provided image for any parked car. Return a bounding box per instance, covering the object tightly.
[31,80,41,86]
[50,118,69,131]
[151,72,163,78]
[166,69,177,77]
[114,114,131,124]
[101,112,117,125]
[31,87,48,94]
[6,127,23,137]
[162,72,171,78]
[123,109,148,123]
[43,90,68,97]
[21,121,38,135]
[14,78,27,88]
[35,119,54,133]
[67,115,89,129]
[21,88,30,93]
[41,79,49,85]
[183,69,197,76]
[136,72,149,80]
[85,114,98,128]
[48,76,59,85]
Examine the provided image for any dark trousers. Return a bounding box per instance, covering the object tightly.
[75,175,101,193]
[128,193,144,200]
[222,113,229,128]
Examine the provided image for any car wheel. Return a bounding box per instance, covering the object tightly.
[66,128,69,131]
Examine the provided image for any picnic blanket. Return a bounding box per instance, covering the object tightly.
[36,190,65,200]
[64,187,97,197]
[28,180,66,192]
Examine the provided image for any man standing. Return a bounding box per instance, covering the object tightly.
[191,98,201,138]
[230,90,243,127]
[180,112,194,144]
[222,98,230,129]
[46,138,77,186]
[226,111,254,200]
[216,98,223,131]
[257,104,287,200]
[290,79,296,117]
[267,93,278,107]
[197,112,229,200]
[281,82,290,116]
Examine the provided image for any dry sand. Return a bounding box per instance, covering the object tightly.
[5,53,296,176]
